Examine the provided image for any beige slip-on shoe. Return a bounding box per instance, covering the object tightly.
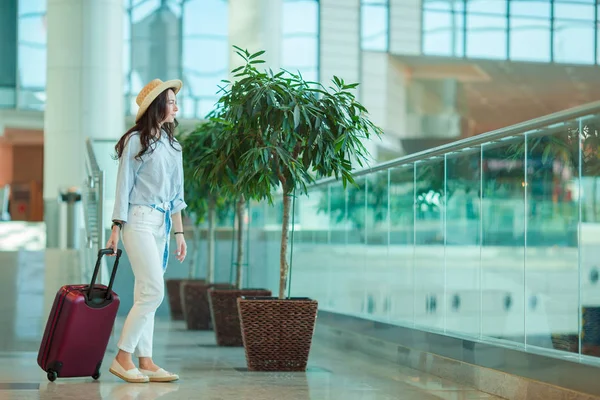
[109,359,149,383]
[138,368,179,382]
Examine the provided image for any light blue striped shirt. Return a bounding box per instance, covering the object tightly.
[111,130,187,223]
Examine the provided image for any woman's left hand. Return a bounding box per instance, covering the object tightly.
[175,234,187,263]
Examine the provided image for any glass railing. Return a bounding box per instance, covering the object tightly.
[88,100,600,361]
[278,100,600,361]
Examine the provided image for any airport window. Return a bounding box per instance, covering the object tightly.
[125,0,229,120]
[422,0,600,65]
[361,0,389,51]
[17,0,46,110]
[422,0,465,56]
[282,0,320,83]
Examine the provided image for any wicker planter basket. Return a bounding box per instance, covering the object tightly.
[238,297,318,371]
[181,281,234,330]
[208,289,272,347]
[550,306,600,356]
[165,279,204,321]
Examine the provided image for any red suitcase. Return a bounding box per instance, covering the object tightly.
[37,248,122,382]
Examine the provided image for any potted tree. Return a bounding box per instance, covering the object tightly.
[185,118,272,345]
[177,121,235,330]
[201,47,382,369]
[164,130,208,321]
[207,194,272,346]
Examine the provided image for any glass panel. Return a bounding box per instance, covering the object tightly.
[423,10,457,56]
[454,9,466,56]
[126,0,228,119]
[18,0,47,109]
[283,0,319,34]
[179,96,196,120]
[183,0,228,37]
[340,178,367,316]
[361,4,389,51]
[184,61,227,97]
[19,0,45,14]
[414,158,445,331]
[261,197,284,294]
[327,182,349,311]
[553,21,595,64]
[467,0,506,15]
[554,2,595,21]
[0,87,16,108]
[290,186,331,301]
[466,14,507,59]
[389,165,416,326]
[525,123,580,352]
[131,0,161,23]
[281,37,319,70]
[510,0,551,18]
[598,12,600,65]
[509,17,551,62]
[423,0,454,11]
[282,0,319,87]
[481,136,525,345]
[196,98,219,119]
[580,114,600,358]
[365,171,390,320]
[445,147,482,337]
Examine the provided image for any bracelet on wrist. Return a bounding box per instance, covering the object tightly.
[174,231,184,235]
[112,221,123,230]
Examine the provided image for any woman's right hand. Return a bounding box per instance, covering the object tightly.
[106,226,120,256]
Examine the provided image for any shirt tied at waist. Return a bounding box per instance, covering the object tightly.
[150,201,173,270]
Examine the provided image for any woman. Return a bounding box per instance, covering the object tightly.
[106,78,187,383]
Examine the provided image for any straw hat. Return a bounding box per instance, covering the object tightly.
[135,78,183,122]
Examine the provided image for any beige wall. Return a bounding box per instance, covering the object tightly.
[0,127,44,221]
[360,52,409,157]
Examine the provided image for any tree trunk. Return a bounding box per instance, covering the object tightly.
[207,198,216,284]
[279,192,291,299]
[189,222,200,279]
[236,195,245,289]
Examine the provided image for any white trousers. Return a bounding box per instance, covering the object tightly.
[117,205,167,358]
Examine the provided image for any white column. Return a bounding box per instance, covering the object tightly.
[44,0,124,199]
[44,0,124,247]
[228,0,282,73]
[319,0,361,89]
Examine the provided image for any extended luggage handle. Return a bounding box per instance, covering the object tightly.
[87,248,122,301]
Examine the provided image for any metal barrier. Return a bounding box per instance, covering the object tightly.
[83,138,105,282]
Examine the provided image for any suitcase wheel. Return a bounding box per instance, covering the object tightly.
[92,372,100,380]
[47,370,57,382]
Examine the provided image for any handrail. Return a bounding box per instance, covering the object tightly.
[311,99,600,187]
[83,138,105,253]
[86,137,101,172]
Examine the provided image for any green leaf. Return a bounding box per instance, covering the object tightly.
[334,136,344,153]
[250,50,266,59]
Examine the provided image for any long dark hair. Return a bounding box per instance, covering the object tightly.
[114,88,180,161]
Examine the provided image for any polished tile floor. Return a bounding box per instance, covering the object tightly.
[0,319,502,400]
[0,226,502,399]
